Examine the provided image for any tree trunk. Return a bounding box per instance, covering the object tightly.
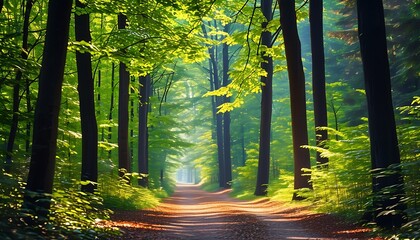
[4,0,34,173]
[138,75,150,187]
[213,55,225,188]
[202,24,225,188]
[75,0,98,193]
[255,0,273,196]
[356,0,406,229]
[108,63,116,159]
[309,0,328,165]
[222,24,232,188]
[23,0,72,219]
[25,78,32,154]
[278,0,312,200]
[130,77,135,171]
[118,14,131,178]
[241,123,246,166]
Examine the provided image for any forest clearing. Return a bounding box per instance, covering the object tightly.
[0,0,419,239]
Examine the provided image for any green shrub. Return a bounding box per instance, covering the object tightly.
[99,173,163,210]
[0,172,118,239]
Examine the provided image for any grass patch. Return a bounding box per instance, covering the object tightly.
[99,174,166,210]
[200,182,221,192]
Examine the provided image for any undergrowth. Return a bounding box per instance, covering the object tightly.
[99,172,166,210]
[0,169,173,239]
[200,182,221,192]
[0,172,118,239]
[230,97,420,239]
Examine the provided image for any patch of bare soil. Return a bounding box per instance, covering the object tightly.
[106,184,380,239]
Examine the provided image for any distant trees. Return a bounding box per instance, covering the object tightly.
[4,0,34,173]
[222,24,232,189]
[278,0,312,199]
[211,47,225,188]
[0,0,417,237]
[23,0,73,217]
[202,22,233,188]
[356,0,406,228]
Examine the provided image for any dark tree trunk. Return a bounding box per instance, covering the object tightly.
[209,61,217,140]
[0,0,3,13]
[26,43,33,154]
[222,24,232,188]
[5,79,20,173]
[23,0,72,218]
[309,0,328,165]
[213,55,225,188]
[4,0,34,173]
[108,63,116,159]
[97,70,105,147]
[97,70,101,113]
[118,14,131,177]
[138,75,150,187]
[75,0,98,193]
[255,0,273,196]
[278,0,312,200]
[25,78,32,154]
[202,24,225,188]
[241,123,246,166]
[130,77,135,171]
[356,0,406,229]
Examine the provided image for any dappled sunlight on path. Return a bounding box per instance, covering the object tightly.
[109,184,377,239]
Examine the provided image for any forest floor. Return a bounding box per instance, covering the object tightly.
[107,184,381,239]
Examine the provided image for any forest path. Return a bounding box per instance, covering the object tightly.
[109,184,376,239]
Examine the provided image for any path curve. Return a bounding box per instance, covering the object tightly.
[110,184,377,239]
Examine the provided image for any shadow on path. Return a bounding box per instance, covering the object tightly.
[110,184,377,239]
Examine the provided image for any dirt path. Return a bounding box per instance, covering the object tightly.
[109,184,377,239]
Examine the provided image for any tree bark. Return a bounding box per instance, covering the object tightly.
[309,0,328,165]
[222,23,232,188]
[278,0,312,200]
[138,75,150,187]
[255,0,273,196]
[202,24,225,188]
[118,14,131,178]
[108,63,116,159]
[241,123,246,166]
[356,0,406,229]
[23,0,73,218]
[75,0,98,193]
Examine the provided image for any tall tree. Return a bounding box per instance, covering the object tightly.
[212,47,225,188]
[23,0,73,218]
[202,24,225,188]
[75,0,98,193]
[4,0,34,173]
[278,0,312,200]
[222,23,232,188]
[138,75,151,187]
[118,14,131,177]
[255,0,273,196]
[309,0,328,165]
[356,0,406,229]
[108,63,116,159]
